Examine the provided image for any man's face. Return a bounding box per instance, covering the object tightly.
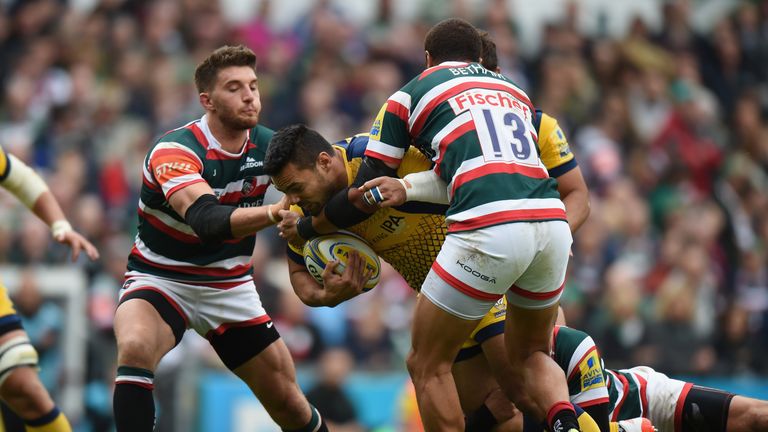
[272,156,340,215]
[205,66,261,130]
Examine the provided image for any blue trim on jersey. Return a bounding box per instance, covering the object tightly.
[0,315,21,326]
[532,109,543,132]
[334,135,371,161]
[548,158,578,178]
[26,407,61,427]
[393,201,449,215]
[344,135,370,160]
[454,345,482,363]
[287,246,304,265]
[474,321,505,344]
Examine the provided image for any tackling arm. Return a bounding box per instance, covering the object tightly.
[298,156,398,240]
[169,182,284,243]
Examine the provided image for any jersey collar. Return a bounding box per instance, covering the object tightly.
[199,114,250,157]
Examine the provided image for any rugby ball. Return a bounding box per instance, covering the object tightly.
[302,232,381,292]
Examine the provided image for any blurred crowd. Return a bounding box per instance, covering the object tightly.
[0,0,767,430]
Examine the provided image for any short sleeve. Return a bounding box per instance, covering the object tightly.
[364,95,412,166]
[147,142,205,200]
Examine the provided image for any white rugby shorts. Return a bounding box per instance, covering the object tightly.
[421,220,572,319]
[119,273,270,339]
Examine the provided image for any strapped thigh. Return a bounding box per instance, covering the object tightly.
[206,319,280,370]
[119,286,188,346]
[680,385,735,432]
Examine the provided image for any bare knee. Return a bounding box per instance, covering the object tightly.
[406,349,452,385]
[1,368,54,419]
[116,335,160,369]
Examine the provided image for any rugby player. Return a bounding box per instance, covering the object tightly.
[524,324,768,432]
[278,19,579,431]
[112,45,328,432]
[265,118,592,431]
[0,145,99,431]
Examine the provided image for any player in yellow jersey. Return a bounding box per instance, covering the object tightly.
[264,117,592,431]
[0,146,99,432]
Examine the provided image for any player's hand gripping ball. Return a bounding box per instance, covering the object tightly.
[303,232,381,291]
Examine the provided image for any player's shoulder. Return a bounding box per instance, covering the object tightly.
[554,325,593,349]
[556,325,590,339]
[250,124,274,149]
[154,121,204,151]
[333,134,371,161]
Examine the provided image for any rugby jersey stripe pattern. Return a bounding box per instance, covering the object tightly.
[365,61,565,233]
[127,115,273,283]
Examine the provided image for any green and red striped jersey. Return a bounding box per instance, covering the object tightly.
[552,325,611,409]
[127,115,273,283]
[366,62,566,233]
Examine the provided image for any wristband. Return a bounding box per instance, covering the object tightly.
[51,220,73,239]
[267,205,278,224]
[296,216,321,240]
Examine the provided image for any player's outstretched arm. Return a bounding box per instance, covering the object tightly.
[0,152,99,261]
[33,191,99,261]
[359,168,449,208]
[170,182,285,242]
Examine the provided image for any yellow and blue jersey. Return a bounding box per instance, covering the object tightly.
[287,135,449,291]
[288,124,577,359]
[0,146,28,333]
[534,110,577,177]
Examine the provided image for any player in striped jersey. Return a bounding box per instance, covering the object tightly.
[543,325,768,432]
[267,127,597,431]
[268,118,592,431]
[304,19,579,432]
[113,46,328,432]
[0,145,98,431]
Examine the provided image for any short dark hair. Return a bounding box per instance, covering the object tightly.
[264,124,335,176]
[424,18,481,64]
[478,30,498,72]
[194,45,257,93]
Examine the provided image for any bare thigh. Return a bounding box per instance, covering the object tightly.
[114,299,177,369]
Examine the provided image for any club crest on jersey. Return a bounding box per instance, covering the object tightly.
[241,176,257,196]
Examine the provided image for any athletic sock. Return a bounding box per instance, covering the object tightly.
[547,401,580,432]
[282,405,328,432]
[113,366,155,432]
[24,406,72,432]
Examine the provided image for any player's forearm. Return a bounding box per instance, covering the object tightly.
[230,203,280,238]
[561,188,590,233]
[31,191,68,228]
[556,167,590,233]
[289,269,331,307]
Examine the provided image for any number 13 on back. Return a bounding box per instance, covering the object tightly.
[472,106,540,166]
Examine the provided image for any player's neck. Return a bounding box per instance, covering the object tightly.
[207,115,249,153]
[333,148,350,187]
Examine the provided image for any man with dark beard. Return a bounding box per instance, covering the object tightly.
[112,45,328,432]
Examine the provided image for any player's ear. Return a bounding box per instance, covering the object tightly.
[425,50,433,68]
[199,92,214,111]
[316,151,332,172]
